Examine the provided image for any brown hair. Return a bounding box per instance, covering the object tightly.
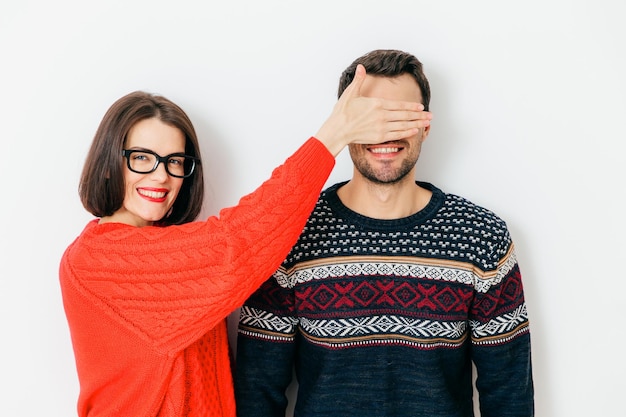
[337,49,431,111]
[79,91,204,225]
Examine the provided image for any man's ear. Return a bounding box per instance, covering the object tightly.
[421,124,431,141]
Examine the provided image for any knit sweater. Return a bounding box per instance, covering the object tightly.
[59,138,335,417]
[235,181,534,417]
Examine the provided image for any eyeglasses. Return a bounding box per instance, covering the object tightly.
[122,149,200,178]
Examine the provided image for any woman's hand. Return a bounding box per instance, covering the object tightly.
[316,64,433,156]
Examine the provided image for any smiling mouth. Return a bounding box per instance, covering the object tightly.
[138,189,168,199]
[369,146,403,154]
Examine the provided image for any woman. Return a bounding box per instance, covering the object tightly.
[60,65,432,417]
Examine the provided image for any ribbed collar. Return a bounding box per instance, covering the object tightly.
[322,181,445,231]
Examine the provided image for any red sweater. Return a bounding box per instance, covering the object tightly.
[60,138,334,417]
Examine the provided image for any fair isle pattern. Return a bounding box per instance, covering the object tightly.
[287,186,512,273]
[241,182,529,351]
[238,327,294,343]
[236,182,534,416]
[275,246,517,294]
[299,335,466,350]
[470,303,529,342]
[241,301,529,349]
[299,315,467,349]
[239,306,297,336]
[239,306,468,347]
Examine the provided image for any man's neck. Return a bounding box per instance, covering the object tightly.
[336,176,432,220]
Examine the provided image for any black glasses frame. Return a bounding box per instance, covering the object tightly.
[122,149,200,178]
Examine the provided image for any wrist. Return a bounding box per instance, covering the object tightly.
[315,125,347,157]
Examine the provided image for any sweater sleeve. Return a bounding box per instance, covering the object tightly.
[469,239,534,417]
[234,272,298,417]
[60,137,334,354]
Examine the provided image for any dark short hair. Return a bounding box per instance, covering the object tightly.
[79,91,204,225]
[337,49,431,111]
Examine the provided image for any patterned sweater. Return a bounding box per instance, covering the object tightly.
[235,182,534,417]
[59,138,335,417]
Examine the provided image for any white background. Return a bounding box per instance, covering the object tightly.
[1,1,624,416]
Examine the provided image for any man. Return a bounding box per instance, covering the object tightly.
[235,49,534,417]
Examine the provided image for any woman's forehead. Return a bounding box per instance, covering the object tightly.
[126,118,186,153]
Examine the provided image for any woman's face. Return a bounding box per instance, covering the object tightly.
[103,117,186,227]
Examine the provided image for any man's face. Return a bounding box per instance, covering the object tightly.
[349,73,429,185]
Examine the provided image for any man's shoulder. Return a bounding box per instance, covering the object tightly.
[439,189,506,225]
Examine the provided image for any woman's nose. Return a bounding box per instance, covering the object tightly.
[150,161,170,181]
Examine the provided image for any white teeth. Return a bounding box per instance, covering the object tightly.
[371,147,400,154]
[139,189,166,198]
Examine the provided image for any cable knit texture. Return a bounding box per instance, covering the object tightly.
[60,137,334,417]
